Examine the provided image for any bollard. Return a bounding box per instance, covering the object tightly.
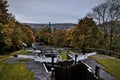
[14,55,17,57]
[51,67,55,80]
[95,66,100,78]
[51,54,54,67]
[75,54,78,64]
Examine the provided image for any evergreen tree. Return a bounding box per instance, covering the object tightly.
[0,0,9,24]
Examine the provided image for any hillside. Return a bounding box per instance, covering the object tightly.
[23,23,76,30]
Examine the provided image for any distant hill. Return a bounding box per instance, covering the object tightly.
[23,23,77,31]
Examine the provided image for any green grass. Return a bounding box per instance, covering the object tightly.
[61,51,67,60]
[0,63,34,80]
[68,50,74,54]
[0,55,10,62]
[0,50,34,80]
[90,55,120,80]
[10,49,32,55]
[0,49,32,62]
[60,50,74,60]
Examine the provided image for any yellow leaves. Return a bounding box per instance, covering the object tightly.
[22,25,35,43]
[67,17,99,48]
[28,35,35,43]
[79,35,84,41]
[8,19,16,27]
[51,30,66,46]
[4,38,13,48]
[0,24,4,34]
[3,25,13,34]
[0,20,35,51]
[0,0,36,52]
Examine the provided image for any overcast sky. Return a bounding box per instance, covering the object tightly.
[7,0,105,23]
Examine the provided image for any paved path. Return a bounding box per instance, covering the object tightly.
[68,52,115,80]
[82,59,115,80]
[3,57,51,80]
[26,59,51,80]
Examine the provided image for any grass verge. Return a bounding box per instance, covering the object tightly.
[90,55,120,80]
[0,49,32,62]
[0,50,34,80]
[0,63,34,80]
[61,51,67,60]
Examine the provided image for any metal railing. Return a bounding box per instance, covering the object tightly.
[87,48,120,59]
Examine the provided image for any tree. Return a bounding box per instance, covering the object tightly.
[22,25,35,44]
[0,0,35,53]
[69,17,104,50]
[34,27,51,45]
[0,0,9,24]
[109,0,120,15]
[64,29,73,47]
[87,0,120,52]
[52,30,66,47]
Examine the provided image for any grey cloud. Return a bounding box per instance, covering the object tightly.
[7,0,105,23]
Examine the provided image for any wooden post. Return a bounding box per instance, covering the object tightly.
[75,54,78,65]
[51,54,54,67]
[95,66,100,78]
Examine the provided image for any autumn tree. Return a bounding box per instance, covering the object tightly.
[34,27,51,45]
[64,29,73,47]
[68,17,105,51]
[0,0,35,53]
[52,30,66,47]
[22,25,35,44]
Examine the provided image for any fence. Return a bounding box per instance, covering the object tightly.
[87,48,120,59]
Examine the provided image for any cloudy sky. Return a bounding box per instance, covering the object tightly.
[7,0,105,23]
